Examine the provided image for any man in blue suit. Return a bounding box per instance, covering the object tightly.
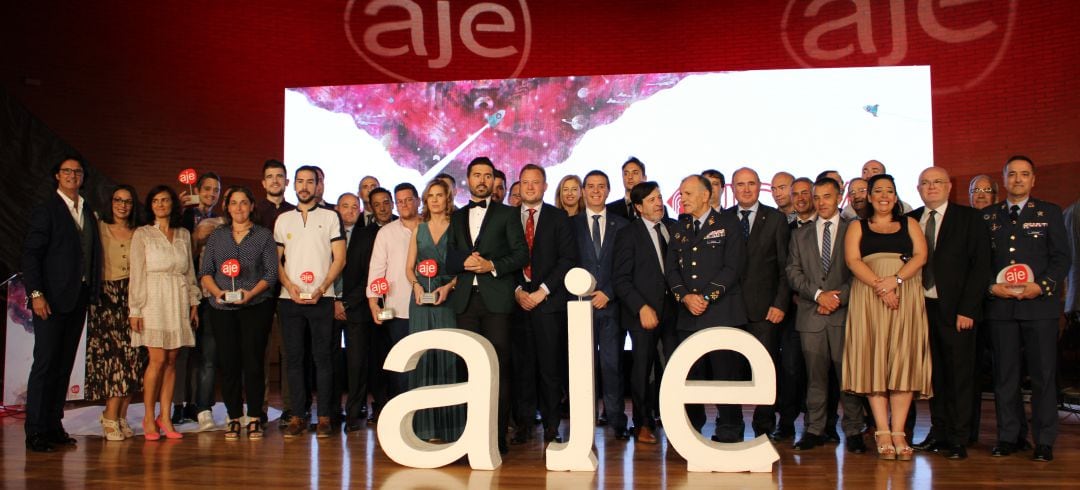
[22,156,102,452]
[573,170,630,440]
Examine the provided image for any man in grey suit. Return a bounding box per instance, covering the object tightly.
[785,176,866,453]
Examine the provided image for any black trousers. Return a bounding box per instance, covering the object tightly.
[343,312,371,422]
[208,300,275,420]
[774,310,805,431]
[457,287,511,450]
[988,317,1059,446]
[923,299,978,445]
[511,308,566,431]
[679,327,748,437]
[278,299,336,418]
[713,320,778,439]
[25,287,88,437]
[628,307,676,430]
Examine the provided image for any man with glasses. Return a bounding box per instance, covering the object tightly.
[968,175,999,210]
[23,156,102,452]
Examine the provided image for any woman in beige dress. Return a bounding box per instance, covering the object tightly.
[842,174,932,461]
[129,185,200,440]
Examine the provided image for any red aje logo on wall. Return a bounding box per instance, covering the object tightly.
[344,0,532,82]
[781,0,1017,94]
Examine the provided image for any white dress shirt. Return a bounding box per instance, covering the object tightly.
[813,212,841,301]
[585,207,608,247]
[642,216,668,273]
[366,219,413,319]
[56,189,84,230]
[920,201,948,298]
[736,201,760,235]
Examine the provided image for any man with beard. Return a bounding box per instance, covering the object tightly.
[840,178,868,221]
[771,172,795,223]
[445,157,529,454]
[276,165,347,438]
[492,169,508,203]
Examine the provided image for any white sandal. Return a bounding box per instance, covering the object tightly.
[118,417,135,438]
[100,414,125,441]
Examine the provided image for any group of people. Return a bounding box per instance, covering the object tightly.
[21,154,1073,466]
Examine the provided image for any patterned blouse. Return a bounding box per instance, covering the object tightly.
[198,224,278,310]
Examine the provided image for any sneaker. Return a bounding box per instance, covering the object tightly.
[283,416,306,438]
[316,417,332,438]
[197,410,216,432]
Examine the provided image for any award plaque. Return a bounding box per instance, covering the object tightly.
[417,259,438,305]
[997,263,1034,294]
[221,259,242,303]
[299,271,316,300]
[371,277,394,319]
[178,168,200,205]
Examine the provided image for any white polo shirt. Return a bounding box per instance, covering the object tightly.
[274,205,344,299]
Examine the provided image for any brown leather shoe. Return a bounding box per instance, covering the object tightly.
[637,426,658,444]
[316,417,333,438]
[283,416,306,438]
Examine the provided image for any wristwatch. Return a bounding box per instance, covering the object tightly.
[895,276,904,285]
[30,290,44,299]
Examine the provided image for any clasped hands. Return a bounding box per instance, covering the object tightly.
[870,276,900,310]
[463,252,494,274]
[990,282,1042,300]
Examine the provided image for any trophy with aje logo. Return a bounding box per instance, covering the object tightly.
[371,277,394,320]
[298,270,316,300]
[178,167,200,206]
[417,259,438,305]
[221,259,243,303]
[997,263,1034,295]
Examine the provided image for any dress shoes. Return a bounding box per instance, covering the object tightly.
[345,418,364,433]
[636,426,658,444]
[912,436,944,452]
[1031,445,1053,462]
[793,433,824,451]
[710,433,742,444]
[596,413,608,427]
[845,435,867,454]
[990,441,1016,457]
[366,411,379,427]
[543,426,563,443]
[946,445,968,460]
[823,428,842,444]
[25,434,55,453]
[614,427,631,441]
[770,426,795,442]
[48,430,77,446]
[510,429,532,445]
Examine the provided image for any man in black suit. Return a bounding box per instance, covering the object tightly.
[614,181,677,445]
[339,187,395,431]
[667,174,747,437]
[606,157,647,220]
[22,156,102,452]
[571,170,629,440]
[509,164,577,444]
[984,156,1069,462]
[907,167,991,460]
[718,167,791,441]
[446,157,529,454]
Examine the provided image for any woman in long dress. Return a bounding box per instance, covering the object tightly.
[85,185,147,440]
[129,185,201,440]
[404,179,463,442]
[842,174,932,460]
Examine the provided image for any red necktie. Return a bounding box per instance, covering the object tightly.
[524,208,535,280]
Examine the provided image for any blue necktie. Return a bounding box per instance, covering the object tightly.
[591,215,602,258]
[740,210,751,239]
[821,221,832,274]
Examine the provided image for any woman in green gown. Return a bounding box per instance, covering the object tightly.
[405,179,464,442]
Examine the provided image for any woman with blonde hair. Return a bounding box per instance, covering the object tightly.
[555,174,584,217]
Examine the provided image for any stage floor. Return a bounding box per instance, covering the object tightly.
[3,400,1078,489]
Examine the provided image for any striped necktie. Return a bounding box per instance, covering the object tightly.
[821,221,832,274]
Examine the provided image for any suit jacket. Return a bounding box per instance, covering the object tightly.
[22,192,102,313]
[515,204,578,313]
[984,198,1069,321]
[614,217,677,330]
[786,217,852,332]
[728,203,791,321]
[908,203,991,323]
[572,210,627,315]
[1064,200,1080,313]
[341,220,383,322]
[446,200,529,315]
[606,198,635,221]
[666,209,747,330]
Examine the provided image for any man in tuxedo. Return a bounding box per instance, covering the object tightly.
[985,156,1069,462]
[509,164,577,444]
[722,167,791,441]
[571,170,629,440]
[22,156,102,452]
[786,176,866,453]
[607,157,647,220]
[446,157,529,454]
[342,187,395,428]
[613,181,677,444]
[906,167,991,460]
[667,174,747,438]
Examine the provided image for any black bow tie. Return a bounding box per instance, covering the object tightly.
[466,200,488,209]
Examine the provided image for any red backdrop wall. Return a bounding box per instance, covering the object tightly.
[2,0,1077,206]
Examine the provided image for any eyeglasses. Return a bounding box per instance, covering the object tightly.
[918,179,949,187]
[112,198,134,206]
[59,168,84,176]
[971,188,995,194]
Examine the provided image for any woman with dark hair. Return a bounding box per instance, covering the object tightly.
[842,174,931,461]
[129,185,200,440]
[404,179,463,442]
[198,186,278,440]
[86,185,147,441]
[556,174,584,217]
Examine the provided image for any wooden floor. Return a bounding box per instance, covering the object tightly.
[3,400,1078,489]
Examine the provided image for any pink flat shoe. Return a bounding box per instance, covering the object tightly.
[156,417,184,440]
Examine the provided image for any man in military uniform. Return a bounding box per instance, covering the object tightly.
[984,156,1069,462]
[666,174,747,437]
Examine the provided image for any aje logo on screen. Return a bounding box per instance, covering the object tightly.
[345,0,532,82]
[781,0,1016,94]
